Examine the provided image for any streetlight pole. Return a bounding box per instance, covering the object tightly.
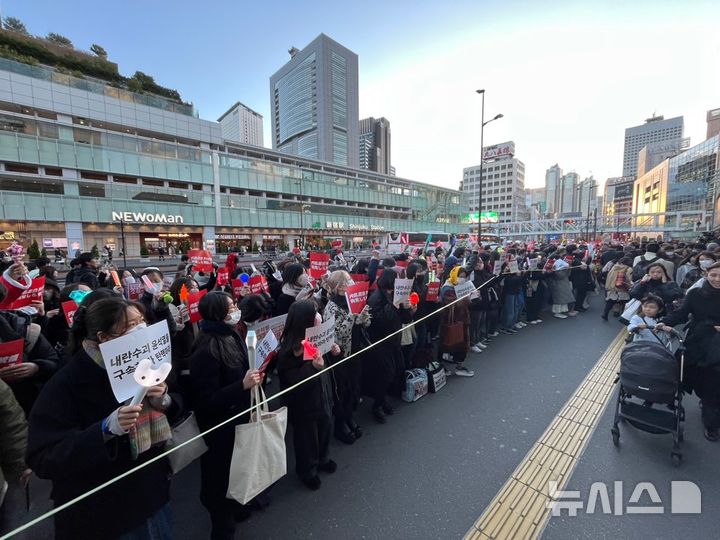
[294,181,304,249]
[119,218,127,268]
[475,89,503,247]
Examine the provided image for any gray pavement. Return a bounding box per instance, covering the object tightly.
[5,295,714,540]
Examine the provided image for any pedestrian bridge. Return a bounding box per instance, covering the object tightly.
[490,211,715,239]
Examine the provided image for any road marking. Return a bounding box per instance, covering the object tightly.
[464,331,626,540]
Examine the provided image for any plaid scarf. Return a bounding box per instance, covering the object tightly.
[84,340,172,459]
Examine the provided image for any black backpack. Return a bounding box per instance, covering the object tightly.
[631,256,660,281]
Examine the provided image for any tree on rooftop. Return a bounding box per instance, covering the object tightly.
[3,17,29,36]
[89,43,107,58]
[45,33,73,48]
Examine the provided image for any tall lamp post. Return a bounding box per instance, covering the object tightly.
[475,89,503,245]
[118,218,127,268]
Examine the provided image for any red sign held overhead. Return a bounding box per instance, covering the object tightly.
[345,281,369,315]
[249,275,269,295]
[9,277,45,309]
[309,252,330,279]
[126,282,142,301]
[231,278,245,299]
[0,338,24,367]
[426,281,441,302]
[61,300,78,327]
[188,249,213,273]
[188,289,207,323]
[216,269,229,286]
[350,273,369,283]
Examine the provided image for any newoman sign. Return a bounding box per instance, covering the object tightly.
[112,211,184,224]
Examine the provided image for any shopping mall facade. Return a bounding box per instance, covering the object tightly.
[0,57,463,256]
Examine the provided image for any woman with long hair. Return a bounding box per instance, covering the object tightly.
[274,263,315,316]
[277,300,339,490]
[629,262,683,313]
[27,297,179,540]
[189,291,263,540]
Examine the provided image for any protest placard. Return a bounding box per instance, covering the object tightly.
[493,261,503,275]
[393,277,414,307]
[61,300,78,327]
[303,316,336,359]
[188,289,207,323]
[345,282,369,314]
[255,330,279,370]
[231,278,245,299]
[126,282,142,300]
[216,269,229,286]
[0,339,24,367]
[162,276,175,290]
[249,275,269,295]
[350,273,369,283]
[454,280,476,300]
[309,252,330,279]
[9,277,45,309]
[188,249,214,272]
[508,260,519,274]
[249,314,287,343]
[426,281,441,302]
[99,320,172,403]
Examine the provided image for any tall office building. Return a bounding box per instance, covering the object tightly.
[708,107,720,139]
[544,164,562,215]
[462,141,526,224]
[577,177,600,217]
[558,172,579,214]
[270,34,359,168]
[358,117,391,174]
[623,114,684,177]
[217,101,264,146]
[603,176,635,216]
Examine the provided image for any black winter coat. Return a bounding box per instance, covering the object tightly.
[277,346,332,423]
[629,279,683,311]
[65,266,99,289]
[27,350,179,540]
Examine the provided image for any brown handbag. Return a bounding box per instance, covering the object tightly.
[442,305,465,348]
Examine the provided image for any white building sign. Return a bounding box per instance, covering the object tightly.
[483,141,515,161]
[112,211,185,224]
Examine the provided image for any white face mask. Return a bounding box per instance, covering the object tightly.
[124,322,147,336]
[297,273,310,287]
[225,310,242,326]
[122,276,136,285]
[145,282,162,295]
[665,251,674,257]
[700,259,713,270]
[456,277,467,285]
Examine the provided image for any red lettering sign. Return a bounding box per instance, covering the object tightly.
[188,289,207,324]
[0,338,24,367]
[426,281,441,302]
[126,282,142,301]
[309,252,330,279]
[249,275,269,295]
[232,278,244,299]
[61,300,78,327]
[9,277,45,309]
[216,269,229,286]
[345,282,369,314]
[350,273,369,282]
[188,249,214,272]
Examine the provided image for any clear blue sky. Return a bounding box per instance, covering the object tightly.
[5,0,720,190]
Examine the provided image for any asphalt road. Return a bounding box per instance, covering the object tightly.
[3,294,715,540]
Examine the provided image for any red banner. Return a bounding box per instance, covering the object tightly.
[188,249,213,272]
[231,278,245,299]
[350,273,369,282]
[61,300,78,327]
[0,338,24,367]
[426,281,441,302]
[345,281,369,314]
[249,275,269,295]
[216,269,229,286]
[309,252,330,279]
[9,277,45,309]
[188,289,207,323]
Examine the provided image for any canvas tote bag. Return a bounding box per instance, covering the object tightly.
[226,386,288,504]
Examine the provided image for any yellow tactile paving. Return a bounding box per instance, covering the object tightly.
[464,331,626,540]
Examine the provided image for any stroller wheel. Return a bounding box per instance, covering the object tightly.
[671,452,682,467]
[611,427,620,447]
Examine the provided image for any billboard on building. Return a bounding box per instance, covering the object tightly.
[483,141,515,161]
[462,211,499,224]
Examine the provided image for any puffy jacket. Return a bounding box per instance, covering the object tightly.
[0,379,27,508]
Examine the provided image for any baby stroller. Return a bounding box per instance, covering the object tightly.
[611,328,685,466]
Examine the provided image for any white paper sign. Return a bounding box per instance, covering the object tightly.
[255,330,279,370]
[508,260,519,274]
[249,314,287,343]
[99,320,172,403]
[303,316,336,356]
[393,277,414,307]
[493,261,503,276]
[454,280,476,300]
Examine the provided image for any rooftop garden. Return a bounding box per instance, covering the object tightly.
[0,16,188,106]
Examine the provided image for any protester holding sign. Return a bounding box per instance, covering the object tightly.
[189,291,263,539]
[366,270,414,423]
[274,263,315,316]
[438,266,473,377]
[27,297,179,540]
[138,269,177,334]
[323,271,371,444]
[278,300,339,490]
[166,277,198,395]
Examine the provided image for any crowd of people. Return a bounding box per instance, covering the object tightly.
[0,234,719,539]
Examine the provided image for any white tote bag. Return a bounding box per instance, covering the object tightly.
[226,386,288,504]
[619,299,641,326]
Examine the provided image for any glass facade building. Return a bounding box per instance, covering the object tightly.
[0,57,462,255]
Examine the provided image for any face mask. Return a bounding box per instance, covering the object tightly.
[665,251,674,257]
[122,276,136,285]
[457,277,467,285]
[69,289,91,304]
[194,273,210,286]
[145,282,162,295]
[124,322,147,336]
[700,259,713,270]
[225,310,242,326]
[297,274,310,287]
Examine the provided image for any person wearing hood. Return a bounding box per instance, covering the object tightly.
[657,262,720,441]
[274,263,315,316]
[629,262,683,313]
[438,266,473,377]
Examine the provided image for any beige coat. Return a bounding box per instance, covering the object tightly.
[605,264,633,301]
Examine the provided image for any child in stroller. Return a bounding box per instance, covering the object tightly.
[627,294,670,347]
